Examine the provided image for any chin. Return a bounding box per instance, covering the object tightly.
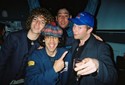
[33,31,41,34]
[74,36,78,39]
[61,26,67,29]
[59,24,66,28]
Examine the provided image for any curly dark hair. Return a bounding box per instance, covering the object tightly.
[25,7,54,30]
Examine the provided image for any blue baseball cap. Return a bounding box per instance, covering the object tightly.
[68,12,94,28]
[42,23,63,37]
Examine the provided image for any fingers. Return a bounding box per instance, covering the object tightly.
[54,51,68,72]
[75,58,99,76]
[59,51,68,60]
[37,46,43,49]
[77,66,94,75]
[93,33,103,41]
[74,58,89,71]
[82,58,89,64]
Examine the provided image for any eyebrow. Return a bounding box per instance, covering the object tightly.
[34,15,46,20]
[58,12,69,14]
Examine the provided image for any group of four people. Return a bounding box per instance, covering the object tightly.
[0,1,117,85]
[25,10,117,85]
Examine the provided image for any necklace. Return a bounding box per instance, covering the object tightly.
[31,41,34,45]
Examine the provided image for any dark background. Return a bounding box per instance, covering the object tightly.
[0,0,88,21]
[0,0,29,21]
[40,0,88,17]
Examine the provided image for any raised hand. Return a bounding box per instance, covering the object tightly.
[74,58,99,76]
[53,51,68,72]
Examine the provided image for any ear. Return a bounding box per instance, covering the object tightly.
[55,16,58,21]
[69,15,72,18]
[43,40,45,42]
[87,27,93,34]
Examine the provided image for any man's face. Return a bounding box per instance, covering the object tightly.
[73,24,92,40]
[56,9,71,29]
[45,36,59,54]
[30,15,46,34]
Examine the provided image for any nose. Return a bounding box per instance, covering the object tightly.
[60,16,66,19]
[49,37,55,42]
[36,20,40,25]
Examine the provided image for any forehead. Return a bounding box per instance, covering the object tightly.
[74,24,88,28]
[45,36,59,39]
[34,15,46,20]
[57,9,69,15]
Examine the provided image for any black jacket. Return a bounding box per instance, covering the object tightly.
[0,29,39,85]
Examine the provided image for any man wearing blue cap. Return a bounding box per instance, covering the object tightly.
[56,6,102,49]
[68,12,117,85]
[25,23,72,85]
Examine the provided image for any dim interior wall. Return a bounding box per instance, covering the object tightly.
[107,42,125,63]
[97,0,125,30]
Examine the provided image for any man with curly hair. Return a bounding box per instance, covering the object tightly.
[0,7,54,85]
[25,23,72,85]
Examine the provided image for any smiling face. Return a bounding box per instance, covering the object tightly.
[30,15,47,34]
[44,36,59,55]
[56,8,71,29]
